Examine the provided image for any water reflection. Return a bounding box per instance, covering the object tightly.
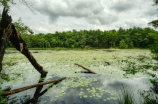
[6,74,157,104]
[8,74,64,104]
[24,74,46,104]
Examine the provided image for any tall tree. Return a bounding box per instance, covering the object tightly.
[148,0,158,28]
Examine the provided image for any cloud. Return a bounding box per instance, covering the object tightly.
[2,0,158,34]
[125,18,148,28]
[109,0,136,12]
[33,0,113,25]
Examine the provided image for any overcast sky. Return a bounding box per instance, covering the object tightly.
[1,0,158,34]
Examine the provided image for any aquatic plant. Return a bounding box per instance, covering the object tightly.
[0,73,10,81]
[1,49,156,103]
[137,55,150,62]
[118,86,136,104]
[0,86,7,104]
[2,61,17,66]
[140,90,158,104]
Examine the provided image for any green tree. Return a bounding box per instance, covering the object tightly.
[128,41,134,48]
[148,0,158,60]
[149,37,158,60]
[0,88,7,104]
[148,0,158,28]
[13,17,34,35]
[50,38,57,48]
[0,0,15,9]
[119,39,128,49]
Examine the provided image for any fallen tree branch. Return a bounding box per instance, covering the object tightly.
[2,77,66,96]
[23,80,61,104]
[74,63,97,74]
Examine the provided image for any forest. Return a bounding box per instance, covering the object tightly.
[11,20,158,49]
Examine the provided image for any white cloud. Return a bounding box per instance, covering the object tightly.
[0,0,157,34]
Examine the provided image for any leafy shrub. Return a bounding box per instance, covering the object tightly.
[118,86,135,104]
[119,39,128,49]
[0,73,10,81]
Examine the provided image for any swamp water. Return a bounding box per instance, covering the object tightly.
[0,49,158,104]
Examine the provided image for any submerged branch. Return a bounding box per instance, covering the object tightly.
[2,77,66,96]
[74,63,97,74]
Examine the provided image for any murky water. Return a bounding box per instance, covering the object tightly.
[0,49,157,104]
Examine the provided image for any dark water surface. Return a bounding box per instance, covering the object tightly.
[6,74,152,104]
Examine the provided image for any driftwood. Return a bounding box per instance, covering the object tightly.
[74,63,97,74]
[24,80,62,104]
[2,77,66,96]
[0,7,47,77]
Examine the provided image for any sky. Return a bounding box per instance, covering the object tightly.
[0,0,158,34]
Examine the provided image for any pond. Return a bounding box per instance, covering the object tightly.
[0,49,158,104]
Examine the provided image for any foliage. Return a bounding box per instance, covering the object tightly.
[13,17,34,35]
[118,86,135,104]
[148,0,158,28]
[149,37,158,60]
[148,19,158,28]
[118,85,158,104]
[120,56,158,78]
[0,73,10,81]
[0,87,7,104]
[0,0,36,14]
[148,0,158,60]
[6,27,158,49]
[5,17,34,48]
[0,0,15,9]
[140,90,158,104]
[2,61,17,66]
[119,39,128,49]
[153,0,158,5]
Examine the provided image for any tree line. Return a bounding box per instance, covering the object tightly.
[9,19,158,49]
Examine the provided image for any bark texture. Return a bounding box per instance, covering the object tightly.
[0,7,12,73]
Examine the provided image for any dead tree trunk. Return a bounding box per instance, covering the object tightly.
[0,7,47,77]
[0,7,13,73]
